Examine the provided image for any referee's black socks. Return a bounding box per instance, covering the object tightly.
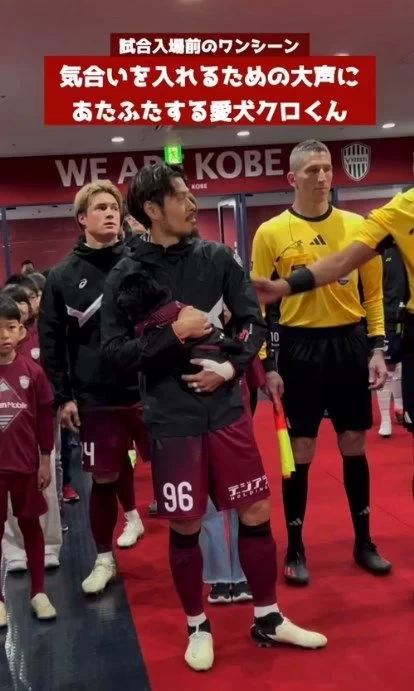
[342,454,371,547]
[283,456,371,554]
[282,463,310,558]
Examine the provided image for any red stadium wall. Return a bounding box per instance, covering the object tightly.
[337,198,392,215]
[5,217,79,279]
[1,205,286,279]
[0,197,394,284]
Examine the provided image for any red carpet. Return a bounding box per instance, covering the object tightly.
[117,402,414,691]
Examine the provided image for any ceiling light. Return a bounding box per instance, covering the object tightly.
[111,136,125,143]
[382,122,395,129]
[237,130,250,137]
[335,52,350,56]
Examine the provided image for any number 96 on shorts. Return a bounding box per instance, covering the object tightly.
[162,482,194,513]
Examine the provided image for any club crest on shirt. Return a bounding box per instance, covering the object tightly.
[19,375,30,390]
[31,348,40,360]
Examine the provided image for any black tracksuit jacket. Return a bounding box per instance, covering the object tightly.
[38,239,140,410]
[101,237,266,438]
[382,244,408,342]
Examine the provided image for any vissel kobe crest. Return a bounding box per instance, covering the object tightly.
[341,142,371,182]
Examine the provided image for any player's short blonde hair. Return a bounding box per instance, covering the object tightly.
[73,180,124,226]
[289,140,330,172]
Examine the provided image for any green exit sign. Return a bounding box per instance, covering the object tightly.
[164,144,183,165]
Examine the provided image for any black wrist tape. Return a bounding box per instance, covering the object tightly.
[368,335,385,352]
[263,357,277,373]
[286,267,316,295]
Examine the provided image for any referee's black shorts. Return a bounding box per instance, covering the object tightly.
[278,322,372,439]
[401,316,414,433]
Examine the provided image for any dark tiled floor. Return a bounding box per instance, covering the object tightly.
[0,462,151,691]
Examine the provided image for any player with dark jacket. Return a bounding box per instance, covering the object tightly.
[38,180,148,596]
[376,242,408,436]
[101,163,327,673]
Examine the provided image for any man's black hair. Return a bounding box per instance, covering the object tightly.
[4,273,39,294]
[21,259,34,267]
[1,285,31,308]
[127,163,189,229]
[4,273,22,286]
[0,295,21,322]
[27,272,46,292]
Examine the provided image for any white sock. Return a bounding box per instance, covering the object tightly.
[390,377,403,411]
[254,604,280,618]
[125,509,140,522]
[187,612,207,628]
[377,380,392,423]
[97,551,113,561]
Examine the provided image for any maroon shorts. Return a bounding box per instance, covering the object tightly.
[151,413,270,520]
[80,403,152,476]
[0,472,48,522]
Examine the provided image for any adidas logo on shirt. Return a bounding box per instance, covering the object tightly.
[309,235,326,246]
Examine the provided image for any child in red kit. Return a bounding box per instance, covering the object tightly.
[0,296,57,628]
[1,284,63,570]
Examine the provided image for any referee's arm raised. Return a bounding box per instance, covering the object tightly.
[253,190,413,304]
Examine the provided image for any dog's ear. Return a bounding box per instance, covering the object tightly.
[117,267,172,322]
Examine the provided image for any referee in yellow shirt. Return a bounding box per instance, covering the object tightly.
[251,140,391,586]
[254,183,414,501]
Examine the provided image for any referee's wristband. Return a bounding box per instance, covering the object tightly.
[285,267,316,295]
[262,356,277,373]
[368,335,386,353]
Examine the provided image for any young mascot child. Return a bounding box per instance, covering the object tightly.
[0,296,56,627]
